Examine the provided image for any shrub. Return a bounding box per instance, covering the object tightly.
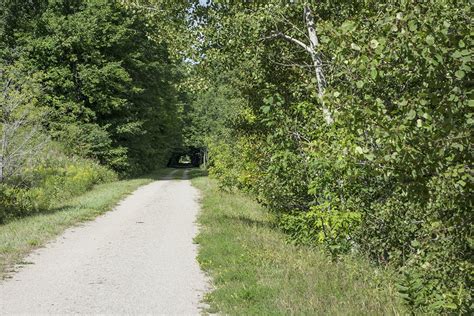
[202,1,472,313]
[0,153,117,223]
[0,185,41,222]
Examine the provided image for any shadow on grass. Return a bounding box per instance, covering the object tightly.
[186,168,208,180]
[219,213,275,230]
[2,200,97,225]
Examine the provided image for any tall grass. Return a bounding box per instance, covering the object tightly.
[0,149,117,224]
[192,173,406,315]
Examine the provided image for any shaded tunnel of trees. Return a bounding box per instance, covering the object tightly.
[167,147,205,168]
[0,1,471,314]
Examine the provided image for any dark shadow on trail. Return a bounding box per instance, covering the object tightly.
[136,168,208,181]
[167,147,205,168]
[133,168,181,181]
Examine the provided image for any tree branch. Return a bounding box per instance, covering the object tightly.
[263,32,313,55]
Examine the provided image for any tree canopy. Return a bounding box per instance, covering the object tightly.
[185,1,473,313]
[1,0,188,175]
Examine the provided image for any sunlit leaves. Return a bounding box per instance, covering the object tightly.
[189,1,472,313]
[2,1,186,175]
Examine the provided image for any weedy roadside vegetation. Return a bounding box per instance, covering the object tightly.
[191,171,406,315]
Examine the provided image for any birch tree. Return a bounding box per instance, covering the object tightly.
[267,5,332,123]
[0,67,47,183]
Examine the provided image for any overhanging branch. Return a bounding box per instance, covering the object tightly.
[263,32,313,55]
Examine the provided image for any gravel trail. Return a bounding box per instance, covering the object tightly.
[0,169,209,315]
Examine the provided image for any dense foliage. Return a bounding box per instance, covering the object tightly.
[5,1,183,173]
[0,1,186,221]
[1,0,472,313]
[0,150,117,223]
[187,1,472,313]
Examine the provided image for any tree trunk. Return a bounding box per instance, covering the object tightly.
[305,5,325,98]
[203,147,208,169]
[0,155,3,183]
[304,5,332,124]
[0,126,7,183]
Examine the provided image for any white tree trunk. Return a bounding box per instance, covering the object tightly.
[266,6,333,123]
[305,6,325,97]
[0,69,47,183]
[0,155,4,183]
[304,5,332,124]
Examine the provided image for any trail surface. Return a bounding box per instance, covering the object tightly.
[0,169,208,315]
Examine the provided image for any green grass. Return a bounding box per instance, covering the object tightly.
[191,174,406,315]
[0,168,185,276]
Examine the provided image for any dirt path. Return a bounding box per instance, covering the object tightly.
[0,169,209,315]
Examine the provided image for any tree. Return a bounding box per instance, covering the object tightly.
[266,5,332,123]
[0,65,47,183]
[189,1,473,312]
[10,0,187,174]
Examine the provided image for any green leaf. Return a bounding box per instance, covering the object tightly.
[444,303,458,310]
[366,153,375,161]
[356,81,364,88]
[265,96,274,104]
[340,21,356,33]
[452,50,463,59]
[351,43,361,51]
[261,106,270,114]
[407,109,416,120]
[452,143,464,151]
[425,35,435,46]
[370,68,377,80]
[455,70,465,79]
[369,39,379,49]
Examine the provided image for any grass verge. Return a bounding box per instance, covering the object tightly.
[191,173,406,315]
[0,168,184,276]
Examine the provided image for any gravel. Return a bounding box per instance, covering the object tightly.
[0,169,209,315]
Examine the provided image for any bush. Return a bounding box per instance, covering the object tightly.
[0,153,117,223]
[202,1,473,313]
[0,185,42,222]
